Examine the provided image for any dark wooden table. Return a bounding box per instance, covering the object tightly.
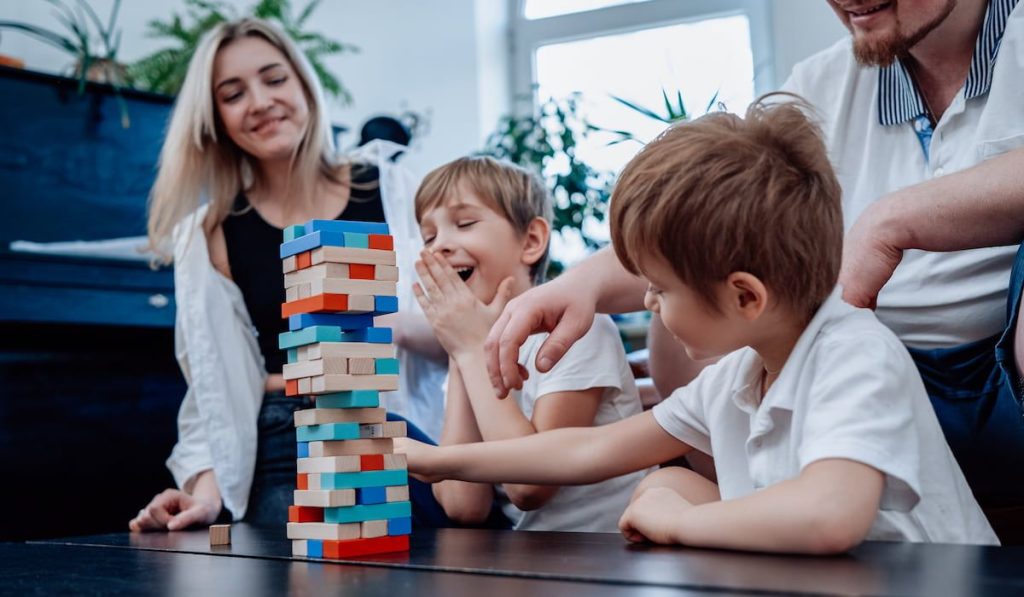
[6,525,1024,595]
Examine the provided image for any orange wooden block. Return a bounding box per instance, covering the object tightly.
[360,454,384,471]
[322,534,409,558]
[288,505,323,523]
[348,264,375,280]
[281,294,349,318]
[296,251,312,269]
[286,379,299,397]
[368,234,394,251]
[297,473,309,490]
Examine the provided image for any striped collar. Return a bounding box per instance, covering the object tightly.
[878,0,1019,126]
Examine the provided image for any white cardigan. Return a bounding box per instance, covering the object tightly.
[165,141,445,519]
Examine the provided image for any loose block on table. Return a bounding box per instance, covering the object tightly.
[311,246,396,266]
[209,524,231,546]
[294,407,386,427]
[315,391,381,409]
[308,438,394,457]
[286,521,360,541]
[324,501,412,524]
[293,489,356,507]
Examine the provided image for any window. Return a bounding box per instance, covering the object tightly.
[524,0,653,20]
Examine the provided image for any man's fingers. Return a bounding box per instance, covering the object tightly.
[486,307,514,396]
[535,307,593,373]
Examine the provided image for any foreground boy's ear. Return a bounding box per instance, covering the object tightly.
[520,217,551,266]
[724,272,768,321]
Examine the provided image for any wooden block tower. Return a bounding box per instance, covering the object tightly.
[280,219,412,559]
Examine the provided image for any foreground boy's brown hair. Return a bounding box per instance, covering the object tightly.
[610,93,843,317]
[415,156,554,283]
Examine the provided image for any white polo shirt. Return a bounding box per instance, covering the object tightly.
[652,289,998,545]
[782,0,1024,349]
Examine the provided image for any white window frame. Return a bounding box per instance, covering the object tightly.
[510,0,775,114]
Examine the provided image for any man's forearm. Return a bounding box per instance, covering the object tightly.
[565,247,648,314]
[879,147,1024,252]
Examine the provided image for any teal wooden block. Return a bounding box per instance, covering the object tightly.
[278,326,343,349]
[323,501,412,524]
[374,358,400,375]
[287,348,298,364]
[296,422,360,442]
[342,231,369,248]
[316,391,380,409]
[284,225,306,242]
[318,469,408,490]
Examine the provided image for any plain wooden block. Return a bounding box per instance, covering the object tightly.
[297,283,312,299]
[280,294,377,319]
[347,357,376,375]
[383,454,408,470]
[292,539,308,557]
[294,407,386,427]
[304,342,396,360]
[374,265,399,281]
[385,485,410,503]
[360,520,389,538]
[287,522,360,541]
[284,263,351,289]
[282,357,348,381]
[308,438,394,457]
[283,255,298,274]
[209,524,231,546]
[310,278,397,297]
[286,285,300,302]
[294,489,357,507]
[359,421,405,439]
[311,374,398,394]
[298,377,312,394]
[297,456,361,474]
[321,534,409,558]
[311,246,396,266]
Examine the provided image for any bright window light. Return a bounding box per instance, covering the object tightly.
[524,0,652,20]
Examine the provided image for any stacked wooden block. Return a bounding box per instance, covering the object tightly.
[280,219,412,559]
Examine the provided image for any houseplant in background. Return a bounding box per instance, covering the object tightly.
[128,0,358,103]
[481,93,615,277]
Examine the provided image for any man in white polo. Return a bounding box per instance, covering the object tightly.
[484,0,1024,541]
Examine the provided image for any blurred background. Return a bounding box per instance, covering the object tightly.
[0,0,846,540]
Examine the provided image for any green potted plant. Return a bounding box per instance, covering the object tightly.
[127,0,358,103]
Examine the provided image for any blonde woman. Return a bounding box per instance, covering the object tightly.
[129,18,446,531]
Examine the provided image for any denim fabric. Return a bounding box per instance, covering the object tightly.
[907,243,1024,507]
[245,393,511,529]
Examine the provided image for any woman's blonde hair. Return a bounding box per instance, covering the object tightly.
[147,18,344,263]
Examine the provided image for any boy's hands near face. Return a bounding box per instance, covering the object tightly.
[618,487,694,544]
[414,250,515,360]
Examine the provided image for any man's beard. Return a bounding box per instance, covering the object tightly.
[852,0,957,66]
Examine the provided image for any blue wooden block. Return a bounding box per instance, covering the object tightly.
[288,313,375,332]
[374,296,398,314]
[356,486,388,505]
[374,358,400,375]
[387,517,412,536]
[278,326,343,349]
[305,219,389,236]
[324,501,412,524]
[339,327,392,344]
[307,539,323,558]
[283,225,306,242]
[342,232,369,249]
[318,470,408,490]
[316,391,380,409]
[297,442,309,458]
[279,231,334,258]
[287,348,298,364]
[296,422,360,442]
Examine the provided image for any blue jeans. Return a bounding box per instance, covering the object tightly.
[245,392,510,529]
[907,243,1024,509]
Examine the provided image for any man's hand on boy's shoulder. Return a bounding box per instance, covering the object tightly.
[414,250,515,360]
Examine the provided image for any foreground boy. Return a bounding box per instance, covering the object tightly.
[402,97,998,553]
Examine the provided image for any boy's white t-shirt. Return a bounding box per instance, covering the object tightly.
[651,289,998,545]
[500,314,649,532]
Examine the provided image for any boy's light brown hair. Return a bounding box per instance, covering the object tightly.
[415,156,554,284]
[610,94,843,317]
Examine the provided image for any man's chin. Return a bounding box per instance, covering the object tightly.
[852,34,904,67]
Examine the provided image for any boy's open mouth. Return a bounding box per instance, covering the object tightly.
[454,266,474,282]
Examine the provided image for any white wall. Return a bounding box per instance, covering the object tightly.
[0,0,510,178]
[770,1,848,86]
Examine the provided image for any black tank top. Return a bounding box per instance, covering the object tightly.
[222,166,386,374]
